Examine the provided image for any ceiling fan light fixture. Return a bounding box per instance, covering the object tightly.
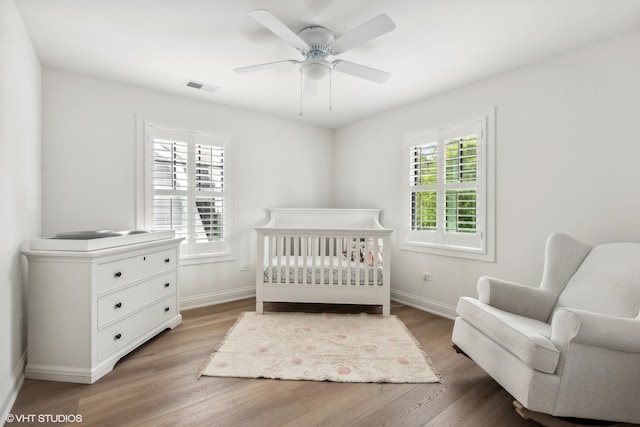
[301,60,330,80]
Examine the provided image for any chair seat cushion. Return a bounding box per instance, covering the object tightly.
[457,297,560,373]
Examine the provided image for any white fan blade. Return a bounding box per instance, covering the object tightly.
[234,60,299,74]
[249,10,309,51]
[303,77,318,97]
[332,60,390,83]
[330,14,395,54]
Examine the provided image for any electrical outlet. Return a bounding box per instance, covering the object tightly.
[423,272,433,281]
[239,264,249,272]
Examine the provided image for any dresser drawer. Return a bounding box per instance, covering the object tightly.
[97,247,177,292]
[98,294,178,360]
[97,271,176,327]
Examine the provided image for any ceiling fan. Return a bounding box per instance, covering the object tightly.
[234,10,396,98]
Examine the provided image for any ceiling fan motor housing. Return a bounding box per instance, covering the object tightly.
[298,26,335,56]
[298,26,334,79]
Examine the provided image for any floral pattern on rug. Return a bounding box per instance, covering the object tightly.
[200,311,440,383]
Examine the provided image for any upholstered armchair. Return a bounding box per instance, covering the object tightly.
[451,233,640,425]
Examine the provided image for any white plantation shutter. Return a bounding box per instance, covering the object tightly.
[409,133,438,233]
[152,132,189,239]
[403,116,489,256]
[193,141,225,244]
[443,131,478,236]
[145,124,233,258]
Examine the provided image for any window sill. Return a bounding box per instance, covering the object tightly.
[400,241,494,262]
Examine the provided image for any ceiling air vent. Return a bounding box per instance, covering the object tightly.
[185,80,221,94]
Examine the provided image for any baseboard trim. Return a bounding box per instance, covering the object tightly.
[180,286,255,311]
[178,287,456,319]
[391,289,457,319]
[1,351,26,423]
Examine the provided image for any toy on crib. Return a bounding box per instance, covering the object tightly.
[342,238,381,266]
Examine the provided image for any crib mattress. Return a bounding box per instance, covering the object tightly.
[263,256,383,286]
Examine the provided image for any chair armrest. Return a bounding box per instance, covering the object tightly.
[551,308,640,353]
[477,276,557,322]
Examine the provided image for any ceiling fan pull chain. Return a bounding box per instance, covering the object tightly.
[329,67,333,111]
[299,70,304,116]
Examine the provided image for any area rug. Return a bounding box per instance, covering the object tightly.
[200,311,440,383]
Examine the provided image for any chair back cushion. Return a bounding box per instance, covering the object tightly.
[554,243,640,318]
[540,233,592,296]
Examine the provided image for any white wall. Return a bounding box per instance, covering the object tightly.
[0,0,41,418]
[42,69,334,307]
[333,28,640,318]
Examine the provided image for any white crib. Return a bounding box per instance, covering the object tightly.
[255,208,393,316]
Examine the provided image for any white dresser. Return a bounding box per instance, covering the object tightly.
[23,233,183,384]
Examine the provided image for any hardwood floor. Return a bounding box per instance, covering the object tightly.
[8,299,541,427]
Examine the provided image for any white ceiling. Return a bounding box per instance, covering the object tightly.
[16,0,640,129]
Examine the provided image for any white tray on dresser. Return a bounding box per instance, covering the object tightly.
[23,231,183,384]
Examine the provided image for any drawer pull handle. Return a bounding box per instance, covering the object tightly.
[164,282,170,288]
[114,333,122,341]
[164,258,171,263]
[164,307,170,313]
[114,272,122,278]
[114,302,122,309]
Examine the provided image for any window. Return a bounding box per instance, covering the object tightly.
[401,111,494,261]
[140,120,234,261]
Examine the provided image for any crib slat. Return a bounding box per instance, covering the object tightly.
[355,237,361,286]
[365,236,370,285]
[318,237,327,285]
[317,237,322,285]
[362,236,367,285]
[337,237,343,285]
[282,237,287,283]
[292,237,300,283]
[329,236,338,285]
[272,235,277,283]
[344,237,349,285]
[281,236,287,283]
[345,237,350,285]
[276,236,282,283]
[311,237,317,285]
[266,235,272,283]
[328,237,333,284]
[302,236,308,284]
[326,237,331,285]
[288,237,292,282]
[315,237,325,285]
[330,236,336,285]
[283,237,287,282]
[263,235,268,283]
[364,236,369,285]
[373,236,380,286]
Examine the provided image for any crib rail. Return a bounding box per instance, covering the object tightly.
[261,233,384,286]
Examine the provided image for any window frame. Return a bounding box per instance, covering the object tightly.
[401,109,495,262]
[136,116,235,265]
